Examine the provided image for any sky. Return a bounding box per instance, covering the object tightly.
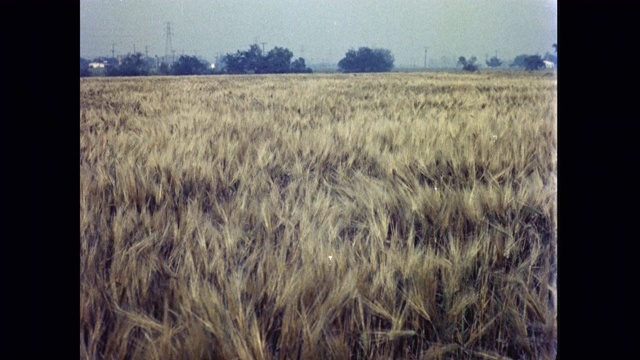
[80,0,557,67]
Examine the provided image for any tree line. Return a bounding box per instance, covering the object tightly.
[80,44,313,77]
[81,43,557,77]
[80,53,212,77]
[80,44,394,77]
[458,43,557,72]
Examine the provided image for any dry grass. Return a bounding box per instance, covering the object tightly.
[80,72,557,359]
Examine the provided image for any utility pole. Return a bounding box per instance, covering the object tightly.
[111,43,115,59]
[145,46,148,59]
[164,22,173,64]
[261,42,267,53]
[424,47,429,69]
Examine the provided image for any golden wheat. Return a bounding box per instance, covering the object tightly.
[80,72,557,359]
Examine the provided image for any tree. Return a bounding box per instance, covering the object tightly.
[244,44,265,73]
[80,57,90,77]
[458,56,479,72]
[485,56,503,68]
[106,53,149,76]
[338,47,394,73]
[221,51,245,74]
[221,44,311,74]
[290,57,312,73]
[553,43,557,54]
[221,44,263,74]
[172,55,209,75]
[524,55,545,71]
[262,47,293,74]
[510,54,529,68]
[157,62,171,75]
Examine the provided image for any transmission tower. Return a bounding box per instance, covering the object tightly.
[164,22,173,64]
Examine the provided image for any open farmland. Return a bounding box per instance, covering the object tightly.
[80,72,557,359]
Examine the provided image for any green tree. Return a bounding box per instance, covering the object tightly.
[221,44,263,74]
[221,51,245,74]
[80,57,90,77]
[485,56,503,68]
[172,55,209,75]
[244,44,265,73]
[106,53,149,76]
[221,44,310,74]
[458,56,478,72]
[157,62,171,75]
[263,47,293,74]
[510,54,529,68]
[338,47,394,73]
[290,57,312,73]
[524,55,545,71]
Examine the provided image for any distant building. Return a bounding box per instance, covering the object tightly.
[89,62,105,69]
[543,60,555,69]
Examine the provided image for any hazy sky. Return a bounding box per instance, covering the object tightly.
[80,0,557,67]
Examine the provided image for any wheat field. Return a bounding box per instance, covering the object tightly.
[80,72,557,359]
